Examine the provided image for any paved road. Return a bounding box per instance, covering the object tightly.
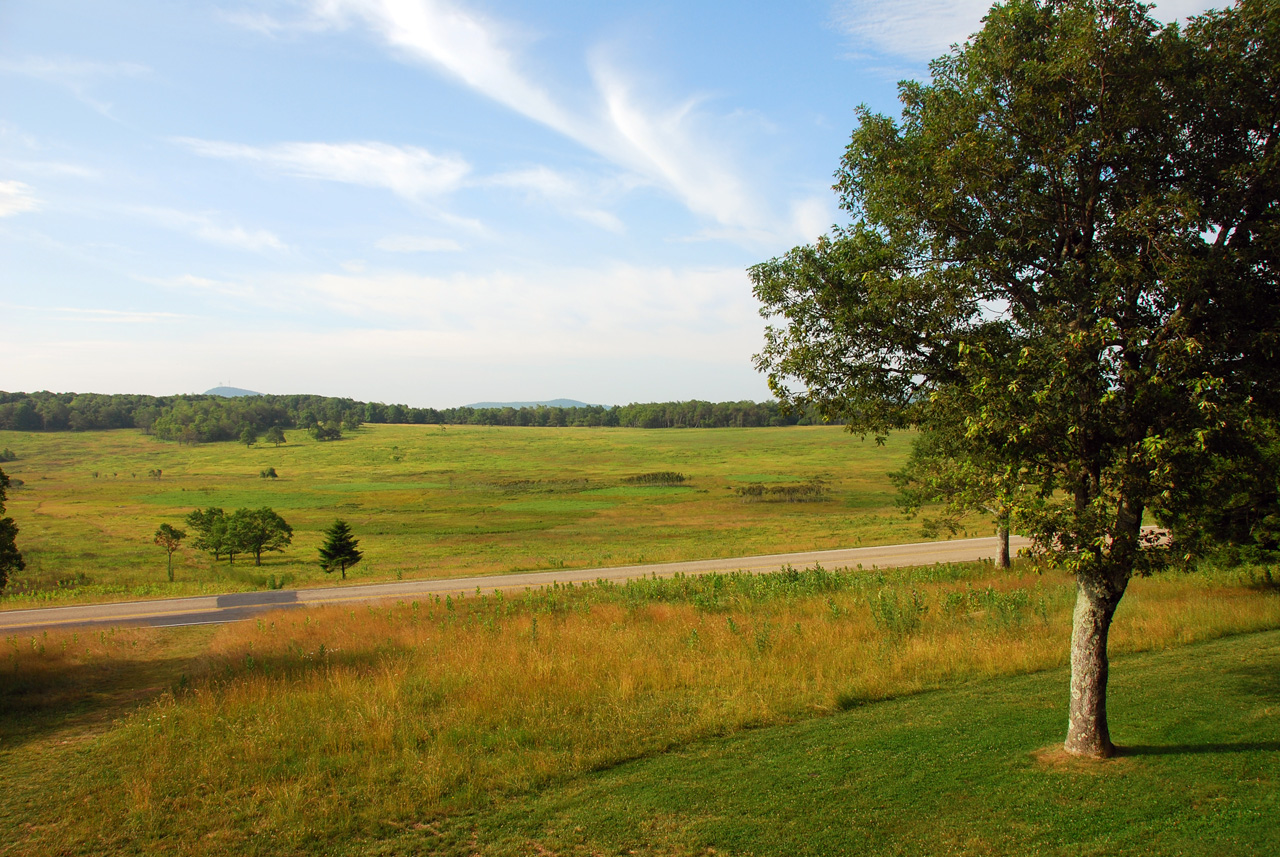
[0,534,1028,633]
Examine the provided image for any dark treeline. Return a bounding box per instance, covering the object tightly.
[0,391,818,443]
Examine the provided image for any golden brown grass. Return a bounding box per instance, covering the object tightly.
[1,562,1278,854]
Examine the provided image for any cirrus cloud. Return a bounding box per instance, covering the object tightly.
[832,0,1228,63]
[375,234,464,253]
[174,138,471,200]
[283,0,786,238]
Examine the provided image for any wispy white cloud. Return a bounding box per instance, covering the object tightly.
[283,0,787,238]
[193,222,287,252]
[218,7,335,36]
[682,195,835,248]
[140,273,260,299]
[1147,1,1231,23]
[3,160,100,179]
[175,138,471,200]
[1,303,191,323]
[311,0,584,140]
[488,166,624,232]
[375,234,463,252]
[0,180,40,217]
[589,61,762,230]
[830,0,990,62]
[0,56,149,116]
[133,206,288,252]
[315,263,756,344]
[832,1,1227,63]
[153,261,761,360]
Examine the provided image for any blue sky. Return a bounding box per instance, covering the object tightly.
[0,0,1219,407]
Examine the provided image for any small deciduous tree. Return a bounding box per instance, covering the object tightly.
[318,519,362,579]
[185,507,229,562]
[311,422,342,442]
[0,467,24,589]
[231,507,292,566]
[153,523,185,582]
[264,425,286,447]
[239,425,259,447]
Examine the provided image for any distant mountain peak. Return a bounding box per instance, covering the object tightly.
[204,386,261,398]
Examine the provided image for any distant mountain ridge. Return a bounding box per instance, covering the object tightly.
[464,399,601,409]
[204,386,262,398]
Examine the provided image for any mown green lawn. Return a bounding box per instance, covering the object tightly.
[0,424,924,604]
[415,630,1280,856]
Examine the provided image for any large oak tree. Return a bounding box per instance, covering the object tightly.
[750,0,1279,757]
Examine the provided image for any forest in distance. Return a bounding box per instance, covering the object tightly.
[0,390,818,443]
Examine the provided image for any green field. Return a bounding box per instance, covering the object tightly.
[0,425,925,604]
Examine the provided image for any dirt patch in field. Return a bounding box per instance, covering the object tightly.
[1031,744,1132,773]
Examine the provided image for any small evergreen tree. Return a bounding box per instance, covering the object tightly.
[318,519,362,580]
[153,523,185,582]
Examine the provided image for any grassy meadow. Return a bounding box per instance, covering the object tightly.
[3,424,1278,855]
[1,557,1278,854]
[0,424,924,605]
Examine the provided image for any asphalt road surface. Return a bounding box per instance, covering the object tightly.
[0,534,1028,633]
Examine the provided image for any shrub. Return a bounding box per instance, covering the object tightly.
[621,471,687,485]
[734,478,828,503]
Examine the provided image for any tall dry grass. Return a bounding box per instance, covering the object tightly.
[3,562,1279,853]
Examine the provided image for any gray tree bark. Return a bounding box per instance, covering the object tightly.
[997,524,1010,569]
[1064,577,1125,757]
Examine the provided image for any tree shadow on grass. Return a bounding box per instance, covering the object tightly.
[0,651,204,749]
[1117,742,1280,757]
[1229,661,1280,704]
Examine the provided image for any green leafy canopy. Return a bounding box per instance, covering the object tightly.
[751,0,1280,585]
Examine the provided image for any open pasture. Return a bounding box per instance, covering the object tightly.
[0,424,921,604]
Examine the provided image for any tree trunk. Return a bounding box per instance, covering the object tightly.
[997,525,1010,569]
[1064,577,1124,758]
